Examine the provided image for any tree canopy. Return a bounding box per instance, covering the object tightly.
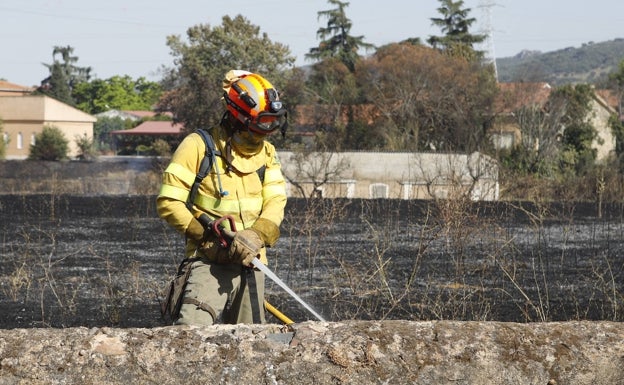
[501,83,601,178]
[608,58,624,112]
[306,0,374,73]
[553,84,598,174]
[73,75,163,114]
[37,46,92,105]
[427,0,485,60]
[158,15,295,131]
[357,43,497,152]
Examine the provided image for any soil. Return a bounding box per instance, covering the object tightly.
[1,195,623,328]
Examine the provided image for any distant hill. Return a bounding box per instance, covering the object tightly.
[496,38,624,85]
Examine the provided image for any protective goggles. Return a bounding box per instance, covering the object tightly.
[248,108,288,135]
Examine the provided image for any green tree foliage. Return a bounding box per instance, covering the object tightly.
[609,114,624,159]
[608,59,624,89]
[427,0,485,60]
[306,0,374,73]
[303,58,377,150]
[74,134,96,161]
[307,58,360,105]
[28,125,69,161]
[73,76,163,114]
[158,15,294,132]
[38,46,92,105]
[151,138,172,157]
[503,84,600,179]
[499,104,564,178]
[549,84,597,175]
[608,58,624,112]
[501,84,600,178]
[113,134,181,156]
[93,116,134,153]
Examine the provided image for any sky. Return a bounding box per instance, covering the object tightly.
[1,0,622,87]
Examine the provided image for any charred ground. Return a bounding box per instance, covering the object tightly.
[1,195,623,328]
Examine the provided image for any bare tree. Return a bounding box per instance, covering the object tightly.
[411,152,498,202]
[280,148,351,199]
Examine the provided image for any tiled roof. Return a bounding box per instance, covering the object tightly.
[122,110,173,118]
[0,80,34,95]
[595,89,620,112]
[495,82,552,113]
[110,120,183,135]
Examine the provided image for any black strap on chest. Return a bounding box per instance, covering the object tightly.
[186,128,220,211]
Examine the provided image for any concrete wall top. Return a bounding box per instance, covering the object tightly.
[277,151,498,182]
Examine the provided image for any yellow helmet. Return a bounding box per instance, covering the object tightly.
[223,71,287,135]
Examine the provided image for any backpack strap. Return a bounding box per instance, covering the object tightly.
[256,165,266,184]
[186,129,223,211]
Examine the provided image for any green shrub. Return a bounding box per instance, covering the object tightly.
[75,134,97,161]
[151,139,171,157]
[28,125,69,161]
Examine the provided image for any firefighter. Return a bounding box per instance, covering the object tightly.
[157,70,288,325]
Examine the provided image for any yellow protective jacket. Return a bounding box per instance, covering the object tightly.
[156,126,287,264]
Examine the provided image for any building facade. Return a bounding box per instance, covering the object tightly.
[0,95,96,159]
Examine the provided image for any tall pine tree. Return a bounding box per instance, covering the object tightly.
[306,0,373,72]
[38,46,91,105]
[427,0,486,60]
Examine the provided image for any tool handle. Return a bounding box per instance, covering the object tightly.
[212,215,236,248]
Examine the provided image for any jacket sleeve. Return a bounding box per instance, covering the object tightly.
[251,144,287,247]
[156,134,203,237]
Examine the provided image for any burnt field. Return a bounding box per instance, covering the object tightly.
[0,194,623,328]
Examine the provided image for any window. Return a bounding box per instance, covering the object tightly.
[369,183,389,199]
[312,187,324,199]
[400,182,413,200]
[17,132,23,150]
[31,133,36,146]
[344,180,355,199]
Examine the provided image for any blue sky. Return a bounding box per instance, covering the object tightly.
[1,0,622,86]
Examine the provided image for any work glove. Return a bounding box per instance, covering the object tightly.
[185,217,206,242]
[250,218,280,247]
[186,217,229,262]
[227,229,264,266]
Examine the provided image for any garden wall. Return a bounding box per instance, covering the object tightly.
[1,321,622,385]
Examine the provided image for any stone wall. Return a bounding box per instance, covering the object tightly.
[1,321,622,385]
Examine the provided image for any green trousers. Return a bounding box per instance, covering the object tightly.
[176,260,266,326]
